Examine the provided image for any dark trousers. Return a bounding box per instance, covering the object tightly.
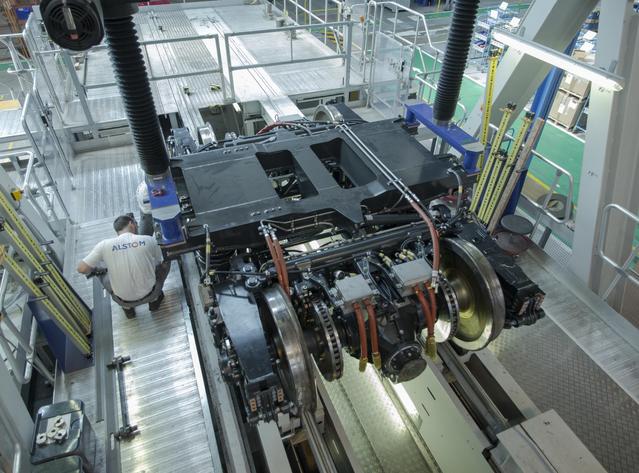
[99,261,171,309]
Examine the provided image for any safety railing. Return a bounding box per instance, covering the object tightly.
[356,1,440,80]
[487,122,574,225]
[0,248,54,386]
[2,150,70,237]
[597,204,639,300]
[80,35,226,98]
[278,0,345,46]
[224,20,354,102]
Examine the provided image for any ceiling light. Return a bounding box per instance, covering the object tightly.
[492,29,624,92]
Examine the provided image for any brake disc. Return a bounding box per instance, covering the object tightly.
[439,238,505,351]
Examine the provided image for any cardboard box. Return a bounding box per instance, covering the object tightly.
[549,90,567,122]
[560,72,590,98]
[549,90,584,129]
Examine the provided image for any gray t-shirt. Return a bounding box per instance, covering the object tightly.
[83,232,163,301]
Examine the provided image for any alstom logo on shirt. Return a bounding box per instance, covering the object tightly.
[112,240,147,251]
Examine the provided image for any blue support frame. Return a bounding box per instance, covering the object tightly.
[404,103,484,173]
[146,172,184,246]
[29,301,94,373]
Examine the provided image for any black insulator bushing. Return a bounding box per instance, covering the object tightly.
[433,0,481,124]
[103,16,169,176]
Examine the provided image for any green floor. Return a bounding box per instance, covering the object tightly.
[414,52,584,204]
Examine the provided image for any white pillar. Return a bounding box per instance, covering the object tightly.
[571,1,639,317]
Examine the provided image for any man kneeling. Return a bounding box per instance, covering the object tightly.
[77,214,170,318]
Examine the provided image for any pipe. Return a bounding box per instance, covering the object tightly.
[363,299,381,369]
[364,214,421,226]
[352,302,368,371]
[102,10,170,176]
[433,0,480,124]
[414,286,433,337]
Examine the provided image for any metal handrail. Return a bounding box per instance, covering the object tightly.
[488,123,574,223]
[0,246,53,386]
[224,21,354,101]
[598,204,639,298]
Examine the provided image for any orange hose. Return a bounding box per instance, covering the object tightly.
[352,302,369,370]
[409,201,440,273]
[414,286,434,338]
[271,236,290,295]
[363,299,380,364]
[426,285,437,326]
[265,233,287,294]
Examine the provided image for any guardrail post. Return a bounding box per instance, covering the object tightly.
[224,35,236,102]
[60,50,99,138]
[344,21,352,102]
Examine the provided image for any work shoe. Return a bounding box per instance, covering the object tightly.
[149,291,165,311]
[123,307,136,319]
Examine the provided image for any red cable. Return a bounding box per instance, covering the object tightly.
[264,233,287,294]
[414,286,434,338]
[271,236,290,296]
[409,201,440,273]
[426,285,437,327]
[352,302,368,365]
[364,299,379,359]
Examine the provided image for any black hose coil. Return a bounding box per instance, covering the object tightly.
[433,0,481,124]
[103,16,170,175]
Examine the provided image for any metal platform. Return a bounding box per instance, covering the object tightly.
[490,246,639,473]
[56,147,219,473]
[62,0,360,138]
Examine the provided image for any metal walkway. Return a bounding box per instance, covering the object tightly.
[490,246,639,473]
[55,146,219,473]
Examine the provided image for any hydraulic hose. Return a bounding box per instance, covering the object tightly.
[415,286,437,359]
[265,233,288,295]
[271,235,290,295]
[433,0,481,124]
[352,302,369,372]
[363,299,381,370]
[414,286,434,338]
[103,15,170,175]
[409,201,440,278]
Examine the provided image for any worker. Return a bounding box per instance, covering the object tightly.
[77,214,170,318]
